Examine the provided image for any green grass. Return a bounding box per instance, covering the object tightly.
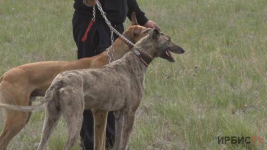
[1,0,267,149]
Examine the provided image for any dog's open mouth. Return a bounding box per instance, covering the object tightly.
[164,50,175,62]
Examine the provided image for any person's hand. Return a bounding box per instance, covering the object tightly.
[143,20,161,31]
[85,0,96,7]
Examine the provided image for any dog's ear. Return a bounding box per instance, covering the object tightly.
[131,12,138,25]
[152,28,160,39]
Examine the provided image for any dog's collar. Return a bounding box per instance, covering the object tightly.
[119,36,134,49]
[133,49,153,67]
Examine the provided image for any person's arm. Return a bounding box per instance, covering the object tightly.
[127,0,160,30]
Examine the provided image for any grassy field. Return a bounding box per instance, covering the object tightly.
[1,0,267,149]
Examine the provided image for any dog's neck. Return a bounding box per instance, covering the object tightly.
[123,52,148,91]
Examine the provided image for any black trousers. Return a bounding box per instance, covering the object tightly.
[72,10,124,150]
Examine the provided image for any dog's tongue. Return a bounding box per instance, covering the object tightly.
[166,50,174,61]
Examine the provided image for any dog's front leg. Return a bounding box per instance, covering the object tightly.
[114,110,123,149]
[92,109,108,150]
[119,111,135,150]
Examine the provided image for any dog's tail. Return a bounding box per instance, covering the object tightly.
[0,81,62,112]
[0,99,49,112]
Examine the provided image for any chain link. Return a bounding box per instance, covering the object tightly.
[110,30,115,62]
[92,5,96,21]
[106,47,111,63]
[106,30,115,63]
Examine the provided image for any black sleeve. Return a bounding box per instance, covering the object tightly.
[127,0,149,26]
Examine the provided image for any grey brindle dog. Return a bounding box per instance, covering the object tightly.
[0,29,184,150]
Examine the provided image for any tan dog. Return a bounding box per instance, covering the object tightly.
[0,29,185,150]
[0,13,148,150]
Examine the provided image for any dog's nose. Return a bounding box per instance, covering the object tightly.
[178,49,185,54]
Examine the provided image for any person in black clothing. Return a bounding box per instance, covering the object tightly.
[72,0,160,149]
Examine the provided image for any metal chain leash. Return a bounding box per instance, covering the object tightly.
[95,0,120,63]
[95,0,153,63]
[82,0,131,63]
[92,5,96,21]
[95,0,138,49]
[110,30,115,62]
[95,0,150,62]
[106,47,111,63]
[106,30,115,63]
